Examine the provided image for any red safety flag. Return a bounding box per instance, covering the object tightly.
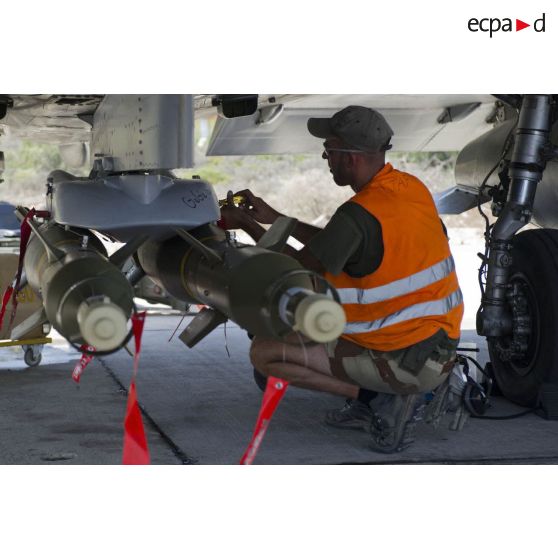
[71,345,96,383]
[9,208,37,329]
[131,311,146,373]
[122,311,150,465]
[240,376,289,465]
[122,381,150,465]
[0,286,14,332]
[1,208,50,332]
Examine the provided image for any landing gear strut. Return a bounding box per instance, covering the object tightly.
[478,95,558,406]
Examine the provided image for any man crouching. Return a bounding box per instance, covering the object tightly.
[220,106,463,453]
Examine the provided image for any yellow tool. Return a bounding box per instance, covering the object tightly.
[218,195,246,207]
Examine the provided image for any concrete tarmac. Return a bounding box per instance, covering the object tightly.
[1,313,557,465]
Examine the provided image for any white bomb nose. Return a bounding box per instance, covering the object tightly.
[293,295,346,343]
[77,298,128,351]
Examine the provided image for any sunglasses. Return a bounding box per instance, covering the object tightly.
[322,144,366,159]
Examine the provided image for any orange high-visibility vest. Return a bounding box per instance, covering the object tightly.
[324,163,463,352]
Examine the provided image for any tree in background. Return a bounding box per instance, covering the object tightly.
[0,140,87,206]
[1,141,477,227]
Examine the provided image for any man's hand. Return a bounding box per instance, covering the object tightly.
[219,190,266,242]
[220,202,250,230]
[235,189,282,224]
[219,190,324,272]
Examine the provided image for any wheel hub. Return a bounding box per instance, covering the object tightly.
[494,273,538,374]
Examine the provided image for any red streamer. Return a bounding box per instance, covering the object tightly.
[122,381,150,465]
[0,286,14,332]
[122,311,150,465]
[240,376,289,465]
[71,345,96,383]
[0,208,50,333]
[9,208,37,329]
[131,311,146,374]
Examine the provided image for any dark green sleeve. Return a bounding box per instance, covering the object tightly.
[307,202,384,277]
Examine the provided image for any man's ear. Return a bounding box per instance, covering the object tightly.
[347,152,360,169]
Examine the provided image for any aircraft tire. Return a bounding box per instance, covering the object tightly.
[488,228,558,407]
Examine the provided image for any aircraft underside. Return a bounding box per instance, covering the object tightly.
[0,93,557,415]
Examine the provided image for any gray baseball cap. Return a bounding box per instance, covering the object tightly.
[307,105,393,152]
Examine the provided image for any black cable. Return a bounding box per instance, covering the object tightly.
[476,115,519,301]
[66,300,139,357]
[67,326,135,357]
[472,409,536,420]
[456,353,541,420]
[457,353,490,379]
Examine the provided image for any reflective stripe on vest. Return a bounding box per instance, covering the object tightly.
[344,287,463,334]
[336,255,456,305]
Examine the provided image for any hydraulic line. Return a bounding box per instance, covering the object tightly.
[478,95,553,340]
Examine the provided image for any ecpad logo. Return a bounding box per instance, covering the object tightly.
[468,13,546,37]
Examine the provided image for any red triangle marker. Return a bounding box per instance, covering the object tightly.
[516,19,530,31]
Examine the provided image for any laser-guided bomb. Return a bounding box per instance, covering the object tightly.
[21,217,134,351]
[137,222,346,346]
[4,93,558,418]
[14,172,345,353]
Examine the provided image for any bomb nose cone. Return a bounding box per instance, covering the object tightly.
[294,295,346,343]
[316,311,335,333]
[77,299,128,351]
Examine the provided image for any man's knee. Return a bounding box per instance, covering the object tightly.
[249,337,272,373]
[250,336,331,378]
[249,339,261,369]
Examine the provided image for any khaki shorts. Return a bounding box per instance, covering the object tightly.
[325,336,457,395]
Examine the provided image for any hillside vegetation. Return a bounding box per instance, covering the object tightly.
[0,140,485,228]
